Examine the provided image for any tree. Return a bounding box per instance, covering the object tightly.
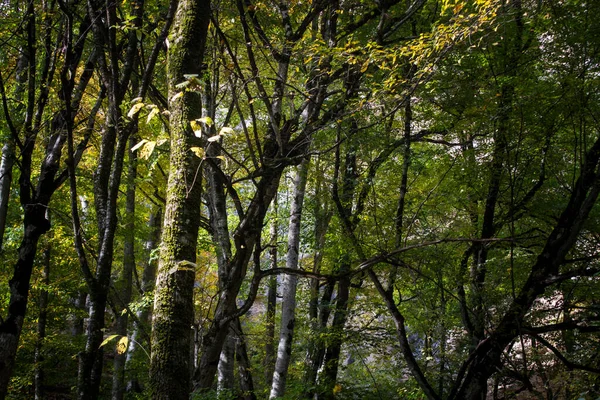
[0,0,97,393]
[149,0,210,397]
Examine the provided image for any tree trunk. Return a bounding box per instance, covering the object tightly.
[217,333,236,393]
[149,0,210,397]
[0,141,14,252]
[303,281,334,398]
[193,166,285,391]
[264,207,278,387]
[318,268,350,400]
[112,135,137,400]
[0,206,51,397]
[126,207,161,392]
[0,44,29,253]
[78,0,146,394]
[234,318,256,400]
[34,238,51,400]
[270,159,309,399]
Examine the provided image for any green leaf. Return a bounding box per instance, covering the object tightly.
[146,106,159,124]
[99,334,120,348]
[196,116,213,127]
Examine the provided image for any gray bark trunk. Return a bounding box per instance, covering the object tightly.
[0,141,14,251]
[270,159,309,399]
[264,207,278,387]
[217,333,236,393]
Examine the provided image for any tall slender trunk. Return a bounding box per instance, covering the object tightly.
[303,281,334,398]
[112,135,137,400]
[0,141,14,251]
[264,206,278,387]
[34,237,51,400]
[270,159,309,399]
[126,207,161,392]
[0,44,29,253]
[78,0,147,394]
[149,0,210,397]
[304,161,332,398]
[318,266,350,400]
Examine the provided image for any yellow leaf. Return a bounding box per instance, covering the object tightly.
[99,334,120,348]
[190,120,202,132]
[190,147,204,158]
[207,135,220,142]
[116,336,129,354]
[360,59,369,73]
[333,384,342,394]
[216,155,228,167]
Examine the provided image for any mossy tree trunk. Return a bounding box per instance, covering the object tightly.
[149,0,210,397]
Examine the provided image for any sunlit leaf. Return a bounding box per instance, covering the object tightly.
[139,141,156,160]
[196,116,213,126]
[175,81,190,90]
[216,155,227,167]
[116,336,129,354]
[147,107,159,123]
[131,139,148,152]
[170,92,183,102]
[190,147,204,158]
[99,334,120,348]
[219,127,234,135]
[207,135,220,142]
[127,102,145,118]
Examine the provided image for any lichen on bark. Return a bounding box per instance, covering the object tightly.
[149,0,210,398]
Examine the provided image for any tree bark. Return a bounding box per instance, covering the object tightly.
[126,207,161,392]
[217,333,236,393]
[0,141,14,252]
[112,134,137,400]
[234,318,256,400]
[34,237,51,400]
[149,0,210,397]
[264,206,278,387]
[270,159,309,399]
